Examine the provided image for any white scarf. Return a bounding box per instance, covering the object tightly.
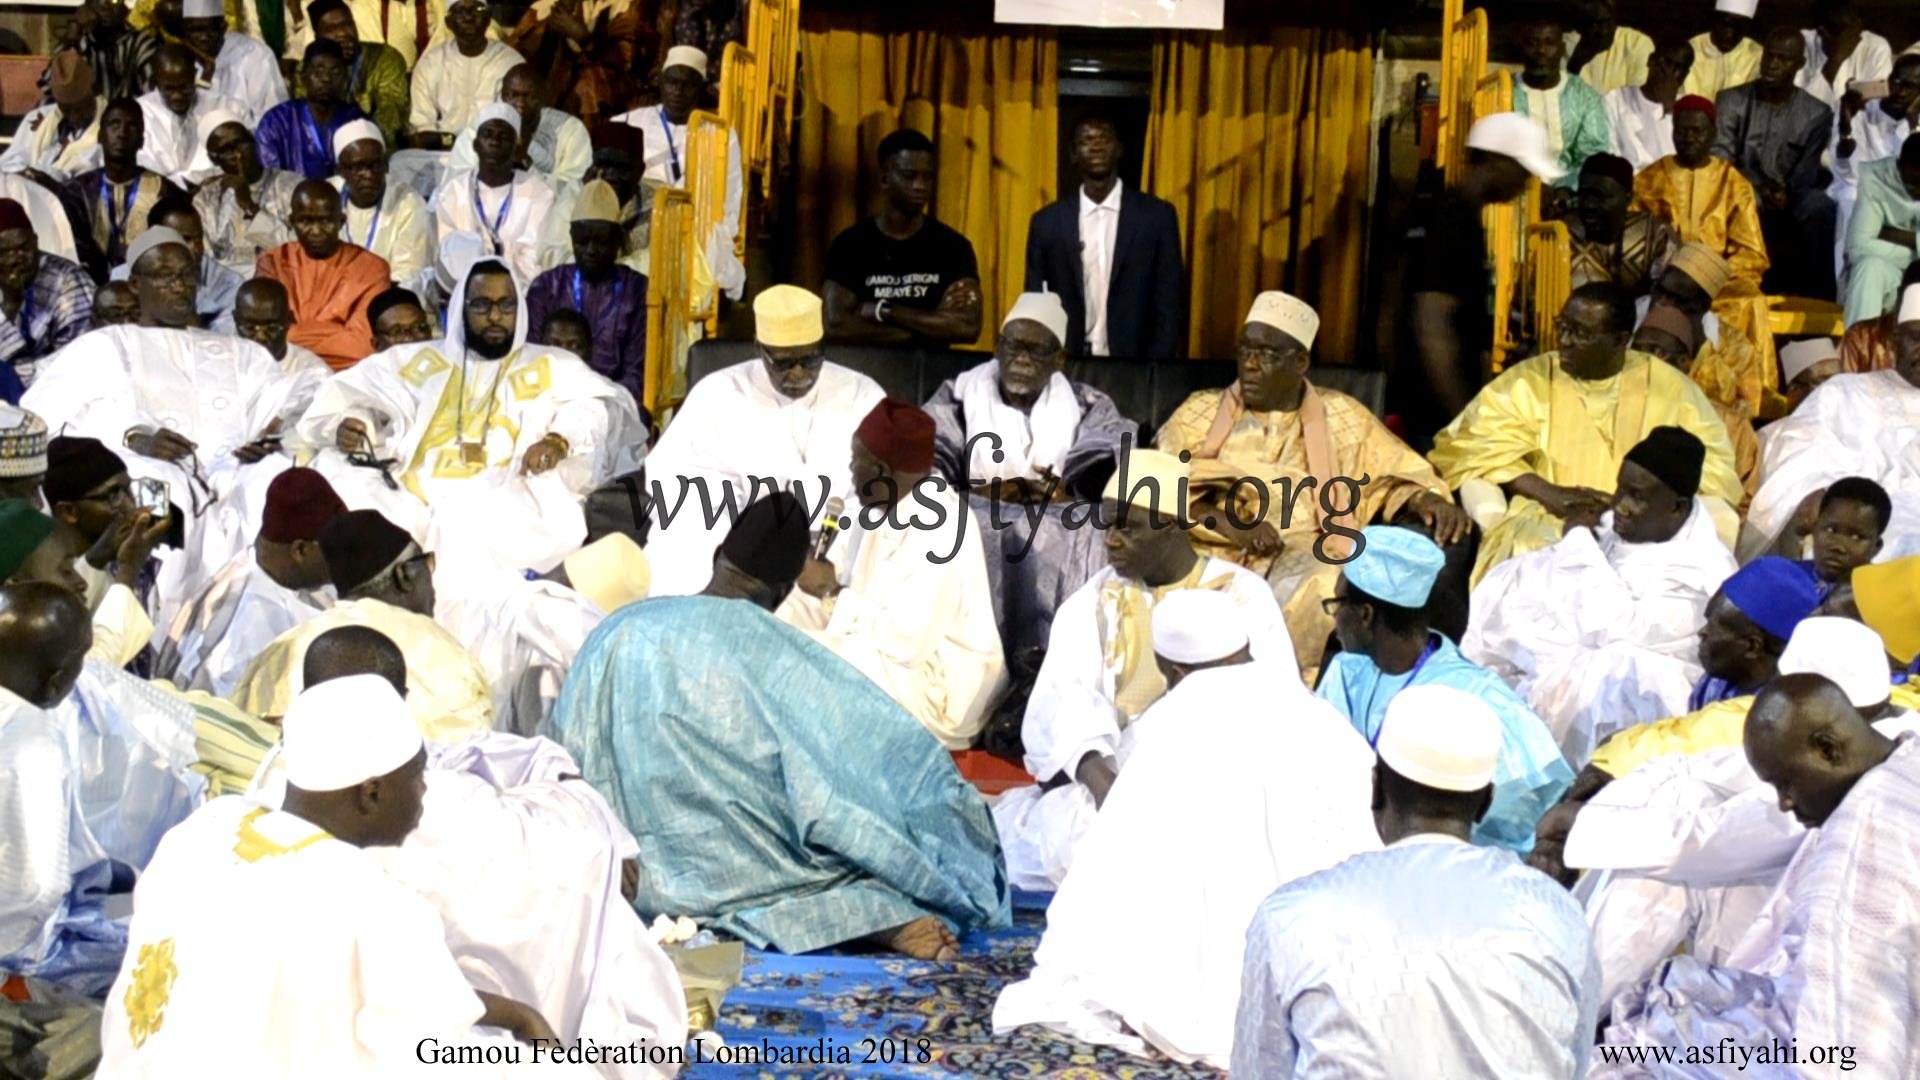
[954,361,1083,482]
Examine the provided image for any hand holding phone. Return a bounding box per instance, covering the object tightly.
[132,478,170,517]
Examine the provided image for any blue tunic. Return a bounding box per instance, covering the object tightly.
[549,595,1011,953]
[254,100,368,179]
[1317,634,1573,852]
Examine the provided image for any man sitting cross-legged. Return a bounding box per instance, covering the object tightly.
[990,448,1297,890]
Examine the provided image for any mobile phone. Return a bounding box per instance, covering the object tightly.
[133,477,169,517]
[1854,79,1890,101]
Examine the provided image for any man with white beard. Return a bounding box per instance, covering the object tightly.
[643,284,885,595]
[1464,427,1738,764]
[1748,282,1920,560]
[993,589,1377,1068]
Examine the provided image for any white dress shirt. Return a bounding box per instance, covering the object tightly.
[1078,179,1121,356]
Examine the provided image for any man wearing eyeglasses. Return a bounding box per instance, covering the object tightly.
[920,292,1134,658]
[643,283,887,596]
[230,507,495,742]
[22,227,308,615]
[296,257,645,564]
[1156,290,1469,680]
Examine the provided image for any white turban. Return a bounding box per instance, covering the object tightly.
[1151,589,1250,664]
[331,118,385,158]
[281,675,423,792]
[1246,290,1319,350]
[124,226,189,272]
[475,101,521,138]
[1779,617,1893,710]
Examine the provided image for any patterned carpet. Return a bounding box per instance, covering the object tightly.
[686,892,1224,1079]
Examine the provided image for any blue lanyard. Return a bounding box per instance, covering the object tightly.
[100,174,137,251]
[472,178,512,254]
[656,107,680,182]
[569,269,621,316]
[340,188,381,249]
[300,102,334,173]
[1361,635,1442,749]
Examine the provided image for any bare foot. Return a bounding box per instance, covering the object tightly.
[881,916,958,961]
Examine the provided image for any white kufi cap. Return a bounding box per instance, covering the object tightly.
[1002,292,1069,347]
[664,46,709,76]
[332,118,385,158]
[1900,283,1920,325]
[1779,617,1892,710]
[1466,111,1565,183]
[280,674,423,792]
[1376,684,1502,792]
[1245,290,1319,350]
[1715,0,1759,16]
[183,0,224,18]
[124,226,189,272]
[1779,337,1839,383]
[1151,589,1250,664]
[475,101,521,137]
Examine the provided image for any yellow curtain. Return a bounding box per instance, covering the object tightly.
[1145,27,1374,362]
[793,14,1058,351]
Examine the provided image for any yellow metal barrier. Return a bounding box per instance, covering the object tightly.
[1526,220,1572,355]
[645,187,694,418]
[685,109,734,336]
[1439,2,1489,184]
[720,42,765,185]
[745,0,801,194]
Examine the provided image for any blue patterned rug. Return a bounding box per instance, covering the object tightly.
[686,891,1224,1079]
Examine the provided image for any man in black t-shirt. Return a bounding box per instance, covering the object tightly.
[823,128,983,346]
[1403,113,1563,443]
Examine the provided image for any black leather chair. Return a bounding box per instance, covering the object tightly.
[684,340,1388,435]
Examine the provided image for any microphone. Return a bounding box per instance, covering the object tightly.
[815,497,845,560]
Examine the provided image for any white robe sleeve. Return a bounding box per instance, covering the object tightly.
[1021,581,1122,779]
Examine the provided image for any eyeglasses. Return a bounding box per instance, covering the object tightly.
[1320,595,1356,615]
[464,296,516,317]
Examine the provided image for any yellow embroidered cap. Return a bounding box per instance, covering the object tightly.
[564,533,651,614]
[281,674,422,792]
[754,284,824,348]
[1101,448,1189,519]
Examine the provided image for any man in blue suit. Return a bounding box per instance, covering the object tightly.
[1023,115,1187,360]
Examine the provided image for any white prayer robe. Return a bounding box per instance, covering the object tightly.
[295,257,643,564]
[1604,84,1675,174]
[643,358,886,596]
[781,483,1007,749]
[0,100,103,180]
[0,687,106,977]
[408,39,524,137]
[192,167,302,276]
[96,797,521,1078]
[1462,503,1737,767]
[372,735,687,1076]
[451,106,592,190]
[22,325,304,604]
[1234,835,1602,1078]
[428,167,558,288]
[153,548,333,699]
[1797,29,1894,110]
[328,177,433,291]
[992,661,1378,1068]
[434,560,608,737]
[1750,371,1920,561]
[209,32,290,126]
[990,558,1297,891]
[135,88,248,186]
[56,658,207,873]
[1567,712,1920,1007]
